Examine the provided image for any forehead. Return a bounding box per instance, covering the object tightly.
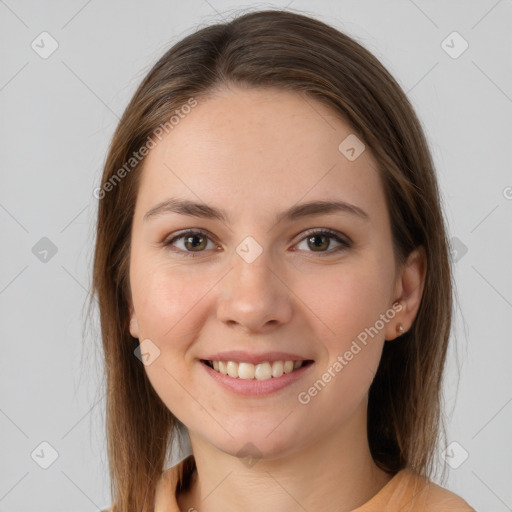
[134,86,386,223]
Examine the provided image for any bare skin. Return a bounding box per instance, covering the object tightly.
[128,84,426,512]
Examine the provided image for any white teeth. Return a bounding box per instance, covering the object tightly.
[271,361,284,378]
[254,362,272,380]
[227,361,239,378]
[283,360,294,374]
[207,359,306,380]
[238,362,255,379]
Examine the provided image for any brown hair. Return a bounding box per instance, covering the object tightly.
[87,8,456,510]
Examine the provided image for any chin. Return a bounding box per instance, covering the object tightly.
[209,427,302,463]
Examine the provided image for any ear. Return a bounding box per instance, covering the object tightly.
[385,246,426,341]
[128,296,140,339]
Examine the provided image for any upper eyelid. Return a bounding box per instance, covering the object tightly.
[165,228,217,245]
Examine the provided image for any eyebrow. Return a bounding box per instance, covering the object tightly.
[143,197,369,224]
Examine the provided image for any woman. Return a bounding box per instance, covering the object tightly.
[91,9,474,511]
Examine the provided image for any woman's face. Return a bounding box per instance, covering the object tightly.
[128,86,408,459]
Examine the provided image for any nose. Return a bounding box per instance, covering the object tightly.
[216,248,293,334]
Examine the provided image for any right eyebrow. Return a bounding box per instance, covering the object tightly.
[143,198,230,223]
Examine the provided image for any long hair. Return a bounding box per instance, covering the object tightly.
[87,8,456,510]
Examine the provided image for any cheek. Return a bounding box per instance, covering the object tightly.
[296,259,390,341]
[130,255,217,350]
[130,260,213,419]
[295,259,390,401]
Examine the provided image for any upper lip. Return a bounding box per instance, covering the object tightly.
[201,351,314,365]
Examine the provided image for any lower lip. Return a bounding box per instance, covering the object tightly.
[200,360,314,397]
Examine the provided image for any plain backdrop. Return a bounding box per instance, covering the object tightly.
[1,1,511,510]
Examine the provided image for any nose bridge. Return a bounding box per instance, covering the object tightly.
[231,233,276,286]
[216,237,292,331]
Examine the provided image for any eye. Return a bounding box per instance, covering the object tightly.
[294,228,351,255]
[163,228,351,257]
[164,229,218,256]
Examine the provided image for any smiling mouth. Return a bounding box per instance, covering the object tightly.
[201,359,314,380]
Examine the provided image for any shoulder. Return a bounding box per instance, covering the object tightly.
[388,469,475,511]
[99,456,194,512]
[419,479,475,511]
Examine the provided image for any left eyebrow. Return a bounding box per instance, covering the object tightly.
[143,198,369,224]
[274,199,369,224]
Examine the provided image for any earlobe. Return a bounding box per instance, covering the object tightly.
[386,246,427,341]
[129,307,139,338]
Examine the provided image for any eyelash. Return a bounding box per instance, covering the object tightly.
[163,228,351,258]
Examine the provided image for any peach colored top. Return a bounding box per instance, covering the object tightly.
[149,454,475,512]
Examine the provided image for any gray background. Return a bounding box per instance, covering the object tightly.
[1,0,511,510]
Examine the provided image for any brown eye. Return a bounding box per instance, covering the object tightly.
[165,230,217,255]
[183,233,207,251]
[306,234,330,251]
[295,229,351,255]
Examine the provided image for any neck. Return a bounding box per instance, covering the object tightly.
[177,401,393,512]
